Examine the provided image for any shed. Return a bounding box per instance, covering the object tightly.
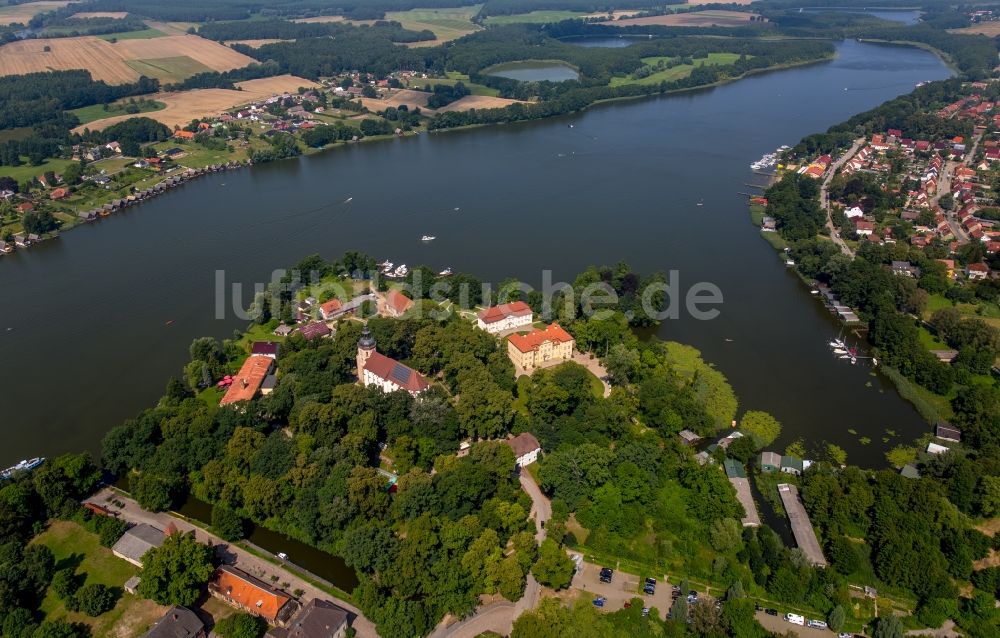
[124,575,141,595]
[927,442,949,455]
[935,423,962,443]
[723,459,746,479]
[759,451,781,472]
[900,464,920,479]
[780,455,805,475]
[678,429,701,446]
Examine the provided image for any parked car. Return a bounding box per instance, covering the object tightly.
[838,634,852,638]
[765,609,778,616]
[785,613,805,626]
[645,577,657,587]
[599,567,613,583]
[808,620,828,629]
[593,597,606,608]
[642,607,650,617]
[623,601,632,608]
[643,585,655,595]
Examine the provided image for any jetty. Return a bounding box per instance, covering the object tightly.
[777,483,827,567]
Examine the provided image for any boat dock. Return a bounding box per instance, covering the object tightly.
[777,484,827,567]
[724,460,760,527]
[815,283,861,324]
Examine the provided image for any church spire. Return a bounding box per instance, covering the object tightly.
[358,324,376,351]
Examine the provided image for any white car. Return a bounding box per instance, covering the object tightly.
[808,619,828,629]
[785,613,805,626]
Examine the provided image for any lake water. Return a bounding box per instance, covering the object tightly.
[562,36,639,48]
[486,60,580,81]
[0,40,951,468]
[801,8,922,25]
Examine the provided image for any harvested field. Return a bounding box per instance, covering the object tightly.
[605,10,759,27]
[145,20,200,35]
[71,10,127,19]
[0,0,74,25]
[0,33,254,83]
[224,39,289,48]
[950,23,1000,36]
[687,0,756,4]
[74,75,319,132]
[292,15,347,23]
[584,9,643,20]
[0,37,137,83]
[434,95,524,112]
[113,35,254,71]
[359,89,432,112]
[384,5,482,43]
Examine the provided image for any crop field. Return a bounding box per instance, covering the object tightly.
[96,28,166,40]
[605,10,758,27]
[74,75,319,131]
[224,38,289,48]
[292,15,347,23]
[124,56,213,83]
[71,10,127,18]
[0,0,74,25]
[434,95,524,112]
[484,10,589,25]
[950,22,1000,36]
[0,33,252,83]
[384,5,482,43]
[360,89,432,112]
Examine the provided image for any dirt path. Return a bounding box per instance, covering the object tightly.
[821,138,863,257]
[85,489,379,638]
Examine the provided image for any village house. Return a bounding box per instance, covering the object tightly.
[112,523,166,567]
[890,261,920,277]
[477,301,534,334]
[357,326,428,395]
[506,323,576,372]
[174,130,195,141]
[319,298,343,321]
[298,322,332,340]
[220,355,275,406]
[141,607,206,638]
[507,432,542,468]
[853,219,875,236]
[967,262,990,280]
[383,289,413,317]
[266,599,351,638]
[209,565,298,626]
[251,342,280,359]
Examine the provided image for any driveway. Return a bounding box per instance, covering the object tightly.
[85,489,379,638]
[569,561,672,619]
[820,138,863,257]
[755,611,838,637]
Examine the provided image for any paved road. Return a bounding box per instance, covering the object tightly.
[428,471,551,638]
[86,489,380,638]
[821,138,864,257]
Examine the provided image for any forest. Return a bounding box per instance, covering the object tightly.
[196,18,435,43]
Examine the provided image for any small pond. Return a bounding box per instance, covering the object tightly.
[486,60,580,82]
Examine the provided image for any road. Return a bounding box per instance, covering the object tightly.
[427,471,551,638]
[820,138,864,257]
[85,489,380,638]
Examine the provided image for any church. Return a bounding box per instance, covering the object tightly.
[356,325,429,396]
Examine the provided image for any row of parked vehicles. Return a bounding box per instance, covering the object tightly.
[783,611,852,636]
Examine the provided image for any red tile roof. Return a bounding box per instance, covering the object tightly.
[209,566,292,623]
[386,290,413,315]
[319,298,342,317]
[298,322,331,340]
[364,351,428,392]
[220,356,273,406]
[478,301,532,324]
[508,323,574,354]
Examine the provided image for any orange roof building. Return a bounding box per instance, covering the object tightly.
[219,355,274,406]
[50,187,68,200]
[477,301,533,334]
[174,130,195,140]
[384,289,413,317]
[507,323,575,372]
[209,566,297,625]
[319,298,342,320]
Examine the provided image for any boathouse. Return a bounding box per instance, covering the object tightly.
[777,484,827,567]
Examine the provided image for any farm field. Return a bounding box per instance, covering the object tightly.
[384,5,482,44]
[605,10,759,27]
[70,99,166,124]
[125,56,213,83]
[360,89,432,112]
[484,10,589,25]
[224,38,289,48]
[32,520,168,638]
[97,28,166,40]
[291,15,347,23]
[74,74,319,131]
[609,52,742,86]
[434,94,525,112]
[950,22,1000,36]
[72,10,128,19]
[0,0,74,25]
[404,71,499,96]
[0,34,254,83]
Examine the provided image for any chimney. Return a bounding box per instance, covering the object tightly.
[241,378,248,389]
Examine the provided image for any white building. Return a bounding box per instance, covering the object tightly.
[507,432,541,468]
[357,326,428,396]
[477,301,533,334]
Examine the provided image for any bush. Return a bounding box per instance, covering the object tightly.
[97,517,129,548]
[74,583,118,617]
[214,613,265,638]
[211,504,245,542]
[51,568,82,602]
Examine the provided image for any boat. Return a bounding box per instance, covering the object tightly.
[1,457,45,480]
[393,264,408,278]
[838,354,851,359]
[851,357,857,365]
[421,235,436,242]
[829,338,845,348]
[439,267,453,276]
[277,552,288,560]
[833,348,848,355]
[784,259,795,267]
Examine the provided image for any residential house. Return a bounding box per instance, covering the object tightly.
[507,432,542,468]
[106,141,122,154]
[506,323,575,372]
[174,130,195,140]
[477,301,534,334]
[112,523,166,567]
[384,289,413,317]
[927,442,949,455]
[780,455,806,475]
[17,202,33,214]
[266,599,350,638]
[967,262,990,280]
[274,324,295,337]
[208,565,298,626]
[891,261,920,277]
[761,216,777,232]
[141,607,206,638]
[297,322,332,340]
[50,187,68,200]
[219,356,275,406]
[853,219,875,236]
[844,206,864,219]
[356,326,428,395]
[319,298,343,321]
[251,342,280,359]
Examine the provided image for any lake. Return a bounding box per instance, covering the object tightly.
[801,8,922,25]
[0,40,951,468]
[562,35,641,48]
[485,60,580,81]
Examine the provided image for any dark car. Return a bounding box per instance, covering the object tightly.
[643,585,655,595]
[645,577,657,586]
[599,567,613,583]
[755,603,763,611]
[765,608,778,616]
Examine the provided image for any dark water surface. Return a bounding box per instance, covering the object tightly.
[486,60,581,81]
[0,40,950,467]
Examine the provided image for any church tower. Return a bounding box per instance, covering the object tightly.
[357,324,376,381]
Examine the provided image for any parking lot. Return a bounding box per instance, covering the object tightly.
[569,560,674,619]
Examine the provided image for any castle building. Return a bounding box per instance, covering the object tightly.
[357,326,428,396]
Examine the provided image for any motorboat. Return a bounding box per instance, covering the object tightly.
[439,267,453,276]
[421,235,436,242]
[1,457,45,480]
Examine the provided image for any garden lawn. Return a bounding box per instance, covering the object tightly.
[32,520,167,638]
[70,101,166,125]
[0,158,77,183]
